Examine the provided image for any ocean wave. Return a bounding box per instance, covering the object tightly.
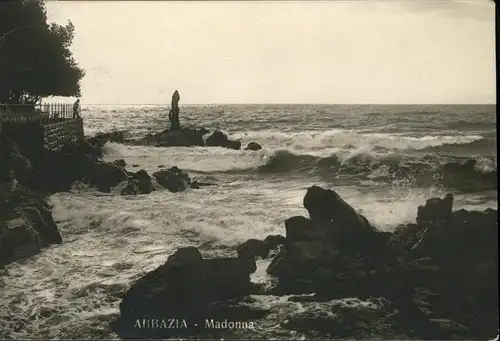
[417,138,497,155]
[256,149,497,191]
[232,129,485,155]
[100,137,496,191]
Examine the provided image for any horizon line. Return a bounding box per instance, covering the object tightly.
[57,102,497,106]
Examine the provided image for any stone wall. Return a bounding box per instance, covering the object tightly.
[1,117,84,164]
[43,118,84,151]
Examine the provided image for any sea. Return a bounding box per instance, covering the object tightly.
[0,104,497,339]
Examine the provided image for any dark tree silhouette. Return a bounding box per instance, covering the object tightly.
[0,0,85,105]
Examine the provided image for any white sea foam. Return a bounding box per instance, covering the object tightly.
[101,142,272,173]
[232,129,485,156]
[1,105,496,338]
[3,173,473,338]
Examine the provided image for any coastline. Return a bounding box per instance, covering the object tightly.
[0,106,497,339]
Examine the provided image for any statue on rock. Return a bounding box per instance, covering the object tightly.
[168,90,181,130]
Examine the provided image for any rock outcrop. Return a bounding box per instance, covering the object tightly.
[17,135,198,195]
[31,136,127,193]
[83,161,128,193]
[0,130,37,188]
[0,131,62,267]
[0,127,202,268]
[132,127,207,147]
[0,184,62,267]
[155,127,206,147]
[112,185,498,340]
[87,130,125,148]
[111,247,265,339]
[236,234,286,260]
[266,187,498,339]
[244,142,262,151]
[152,166,192,193]
[205,131,241,150]
[89,126,248,151]
[131,169,154,194]
[120,169,156,196]
[118,127,241,150]
[111,159,126,169]
[120,167,200,195]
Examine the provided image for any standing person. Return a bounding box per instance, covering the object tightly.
[169,90,181,130]
[73,98,80,118]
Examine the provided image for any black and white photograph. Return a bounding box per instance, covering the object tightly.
[0,0,497,339]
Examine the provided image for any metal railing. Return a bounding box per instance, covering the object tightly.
[0,103,79,124]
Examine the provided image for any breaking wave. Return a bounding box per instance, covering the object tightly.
[257,149,497,191]
[101,128,496,192]
[232,129,486,155]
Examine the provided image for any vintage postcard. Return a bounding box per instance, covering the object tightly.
[0,0,497,340]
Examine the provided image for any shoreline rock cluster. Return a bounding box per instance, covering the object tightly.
[0,183,62,267]
[1,132,63,267]
[95,127,263,151]
[2,125,251,268]
[111,186,498,340]
[0,129,202,267]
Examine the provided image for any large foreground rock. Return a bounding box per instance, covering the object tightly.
[302,185,376,233]
[265,186,498,339]
[111,247,265,339]
[266,186,388,295]
[385,196,498,339]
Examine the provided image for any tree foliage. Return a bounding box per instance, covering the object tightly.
[0,0,85,104]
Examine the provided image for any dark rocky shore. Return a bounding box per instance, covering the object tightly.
[0,129,204,267]
[111,186,498,340]
[0,125,259,267]
[1,126,497,340]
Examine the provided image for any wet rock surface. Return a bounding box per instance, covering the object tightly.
[152,166,192,193]
[244,142,262,151]
[95,127,261,152]
[205,130,241,150]
[0,183,62,267]
[111,247,265,339]
[112,185,498,340]
[1,132,63,267]
[0,130,203,268]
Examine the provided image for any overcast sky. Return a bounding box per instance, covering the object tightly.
[46,0,495,105]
